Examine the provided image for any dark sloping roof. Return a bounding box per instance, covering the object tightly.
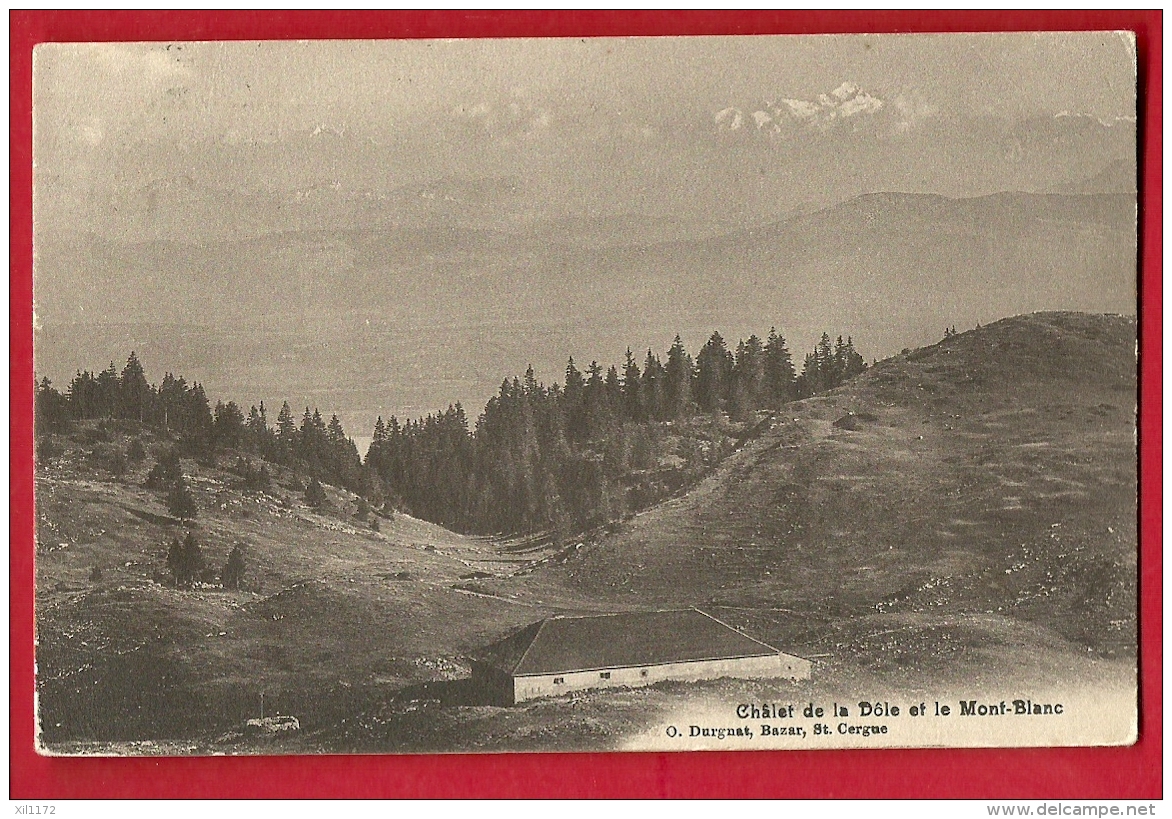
[474,619,544,674]
[475,609,782,676]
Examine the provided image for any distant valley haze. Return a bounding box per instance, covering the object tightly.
[32,34,1137,446]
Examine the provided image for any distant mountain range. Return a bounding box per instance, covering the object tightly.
[32,75,1137,430]
[36,82,1135,248]
[714,82,1136,141]
[35,187,1137,334]
[34,186,1136,438]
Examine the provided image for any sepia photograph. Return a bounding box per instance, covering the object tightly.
[28,30,1139,758]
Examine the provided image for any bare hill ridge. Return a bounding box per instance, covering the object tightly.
[527,312,1136,655]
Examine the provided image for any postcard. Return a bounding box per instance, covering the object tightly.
[30,32,1138,756]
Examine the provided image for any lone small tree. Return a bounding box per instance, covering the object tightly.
[167,532,204,586]
[168,475,197,519]
[103,446,128,478]
[127,438,147,463]
[166,536,183,584]
[304,477,326,507]
[222,544,246,590]
[181,532,204,586]
[145,449,182,489]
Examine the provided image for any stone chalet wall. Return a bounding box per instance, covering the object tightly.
[513,652,811,703]
[470,661,517,706]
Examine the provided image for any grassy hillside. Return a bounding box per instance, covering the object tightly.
[514,311,1136,657]
[34,432,570,743]
[33,311,1137,752]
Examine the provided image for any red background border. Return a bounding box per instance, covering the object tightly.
[9,10,1162,799]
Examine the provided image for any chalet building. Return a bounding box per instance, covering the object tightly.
[471,608,811,705]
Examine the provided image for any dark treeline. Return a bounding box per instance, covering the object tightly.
[35,352,368,496]
[35,331,867,538]
[366,330,866,536]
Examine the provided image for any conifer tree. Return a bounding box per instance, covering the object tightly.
[213,400,246,451]
[797,351,822,397]
[276,401,297,451]
[95,362,119,418]
[583,361,609,438]
[222,544,246,590]
[327,414,346,444]
[830,335,849,386]
[622,348,643,422]
[840,336,867,379]
[604,365,623,409]
[523,365,540,399]
[695,331,734,413]
[564,357,584,402]
[34,376,69,435]
[167,475,197,520]
[145,449,182,490]
[181,382,215,457]
[181,531,204,585]
[167,532,204,586]
[817,333,834,375]
[304,476,326,507]
[641,350,666,421]
[562,358,586,441]
[119,351,151,423]
[247,404,268,449]
[65,370,92,419]
[763,328,797,407]
[665,335,694,420]
[730,335,764,421]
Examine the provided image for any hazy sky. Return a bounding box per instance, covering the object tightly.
[35,33,1137,190]
[31,32,1138,437]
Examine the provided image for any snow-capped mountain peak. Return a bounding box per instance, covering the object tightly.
[751,110,773,129]
[714,107,744,130]
[830,81,862,101]
[716,82,885,135]
[779,98,822,120]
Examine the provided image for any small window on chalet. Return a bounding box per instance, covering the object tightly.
[553,677,565,684]
[600,672,611,679]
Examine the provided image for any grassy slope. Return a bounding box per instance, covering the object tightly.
[509,312,1136,653]
[35,311,1137,751]
[34,445,560,743]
